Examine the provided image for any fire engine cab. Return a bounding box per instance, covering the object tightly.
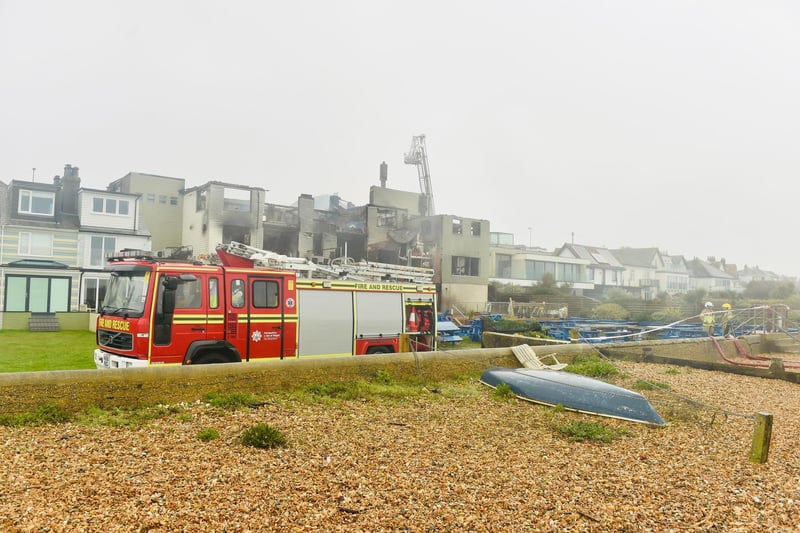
[94,242,438,368]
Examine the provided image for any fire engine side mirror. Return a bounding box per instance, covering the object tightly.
[162,290,176,315]
[161,274,198,316]
[162,276,179,291]
[161,275,180,315]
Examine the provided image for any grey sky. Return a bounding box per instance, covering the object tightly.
[2,1,799,276]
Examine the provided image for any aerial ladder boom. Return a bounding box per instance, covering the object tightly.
[404,134,435,216]
[216,241,434,284]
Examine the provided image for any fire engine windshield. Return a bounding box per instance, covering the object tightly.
[100,270,150,317]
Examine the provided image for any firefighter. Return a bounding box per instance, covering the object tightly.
[231,283,244,307]
[701,302,715,336]
[721,303,733,337]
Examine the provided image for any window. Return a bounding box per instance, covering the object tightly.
[420,220,432,237]
[452,218,463,235]
[526,260,555,281]
[556,263,582,283]
[169,196,178,206]
[147,194,155,203]
[376,208,397,228]
[19,190,54,216]
[90,236,116,266]
[209,277,219,308]
[104,271,149,316]
[196,190,207,211]
[490,232,514,245]
[496,254,512,278]
[470,221,481,237]
[231,279,245,308]
[175,280,201,309]
[18,232,53,256]
[452,256,479,276]
[252,280,279,308]
[84,277,108,311]
[667,275,688,291]
[5,275,70,312]
[159,195,167,204]
[224,187,250,211]
[92,197,130,215]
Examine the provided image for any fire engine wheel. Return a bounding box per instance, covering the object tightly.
[192,353,229,364]
[366,346,393,355]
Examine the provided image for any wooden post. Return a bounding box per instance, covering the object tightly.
[640,346,653,362]
[749,412,773,464]
[768,358,786,377]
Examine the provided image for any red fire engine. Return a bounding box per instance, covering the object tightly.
[94,242,437,368]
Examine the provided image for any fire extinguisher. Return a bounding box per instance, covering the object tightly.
[407,306,418,332]
[419,309,431,333]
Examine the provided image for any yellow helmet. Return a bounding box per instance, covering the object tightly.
[722,303,731,309]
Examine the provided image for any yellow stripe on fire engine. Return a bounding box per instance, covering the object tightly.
[295,280,435,292]
[238,318,299,325]
[236,314,298,320]
[172,318,209,325]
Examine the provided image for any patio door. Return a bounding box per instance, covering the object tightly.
[4,275,70,312]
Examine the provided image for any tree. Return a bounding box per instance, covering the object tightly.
[770,281,795,299]
[744,280,773,300]
[591,303,630,320]
[682,289,708,311]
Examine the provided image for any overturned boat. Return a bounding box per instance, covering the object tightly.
[480,367,666,426]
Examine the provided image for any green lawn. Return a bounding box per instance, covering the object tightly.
[0,331,97,373]
[0,331,478,373]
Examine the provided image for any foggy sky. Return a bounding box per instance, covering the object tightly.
[2,1,798,276]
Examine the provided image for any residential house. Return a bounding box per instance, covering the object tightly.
[365,185,419,265]
[489,233,592,292]
[706,256,743,292]
[611,247,663,300]
[737,265,782,286]
[107,172,185,251]
[76,186,150,310]
[0,167,81,324]
[182,181,265,258]
[435,215,490,311]
[365,183,489,310]
[556,243,625,298]
[309,192,364,262]
[660,254,691,295]
[262,193,366,263]
[262,198,303,258]
[688,258,737,294]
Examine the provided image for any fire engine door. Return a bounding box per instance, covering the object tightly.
[153,273,207,365]
[244,275,290,360]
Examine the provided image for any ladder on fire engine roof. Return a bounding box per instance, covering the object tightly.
[217,241,435,284]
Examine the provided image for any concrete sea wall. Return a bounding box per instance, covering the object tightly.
[1,333,796,415]
[0,348,515,415]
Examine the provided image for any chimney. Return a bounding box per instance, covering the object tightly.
[379,161,387,188]
[60,164,81,215]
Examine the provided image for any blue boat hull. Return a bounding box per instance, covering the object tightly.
[480,367,666,425]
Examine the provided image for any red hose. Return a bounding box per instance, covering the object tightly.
[731,337,800,367]
[712,336,800,368]
[710,336,769,367]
